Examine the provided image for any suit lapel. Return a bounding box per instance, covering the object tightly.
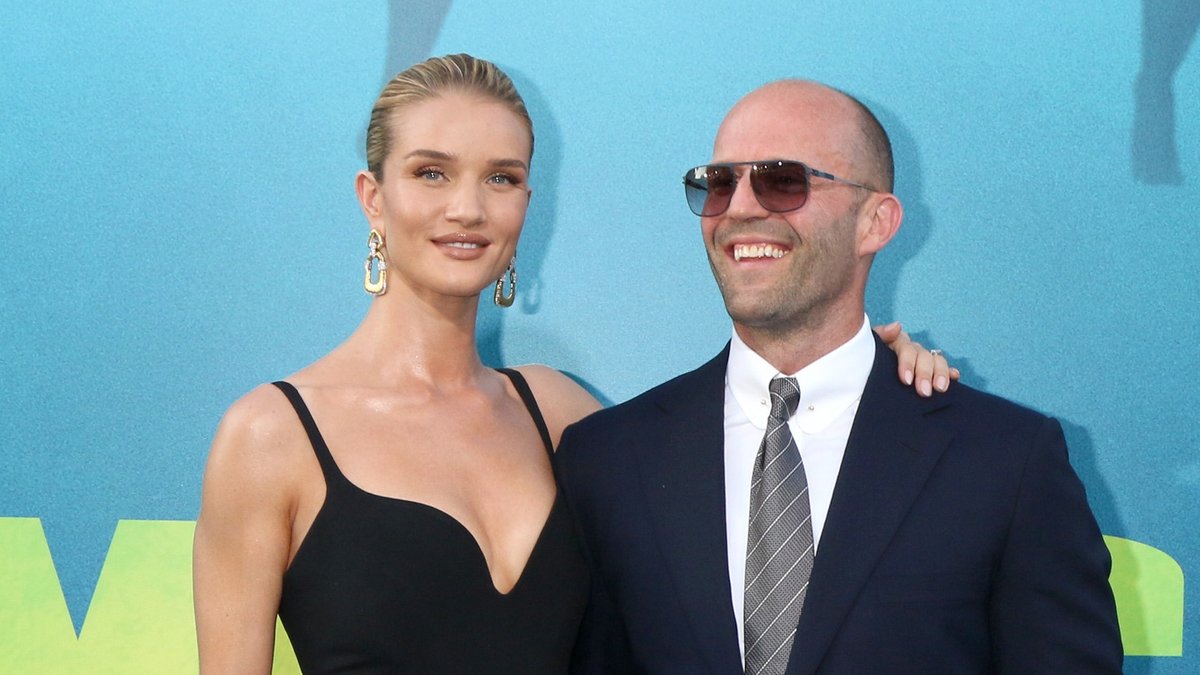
[633,346,745,674]
[787,335,954,675]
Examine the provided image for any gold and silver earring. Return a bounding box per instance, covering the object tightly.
[364,229,387,295]
[493,256,516,307]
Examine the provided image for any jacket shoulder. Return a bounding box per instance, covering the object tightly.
[566,346,728,439]
[870,336,1053,432]
[935,380,1055,435]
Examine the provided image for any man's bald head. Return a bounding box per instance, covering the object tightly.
[719,79,893,193]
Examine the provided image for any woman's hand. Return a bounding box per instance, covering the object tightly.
[874,322,960,397]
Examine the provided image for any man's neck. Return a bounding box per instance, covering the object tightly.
[734,311,865,374]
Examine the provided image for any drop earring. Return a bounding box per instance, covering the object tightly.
[364,229,387,295]
[493,256,516,307]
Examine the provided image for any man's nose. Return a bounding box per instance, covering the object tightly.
[724,171,768,220]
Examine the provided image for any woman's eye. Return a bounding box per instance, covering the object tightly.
[488,173,521,186]
[415,167,445,180]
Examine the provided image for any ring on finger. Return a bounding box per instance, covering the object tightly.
[929,349,943,357]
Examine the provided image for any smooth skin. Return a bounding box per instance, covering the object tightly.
[193,91,954,674]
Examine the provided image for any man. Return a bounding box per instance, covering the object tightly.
[554,80,1122,674]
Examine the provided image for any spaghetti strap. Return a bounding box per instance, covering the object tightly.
[496,368,555,456]
[271,380,342,483]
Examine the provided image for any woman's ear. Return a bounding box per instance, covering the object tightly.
[356,170,384,224]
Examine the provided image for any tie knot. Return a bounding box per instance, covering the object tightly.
[768,376,800,421]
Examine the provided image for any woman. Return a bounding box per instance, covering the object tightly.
[193,54,953,673]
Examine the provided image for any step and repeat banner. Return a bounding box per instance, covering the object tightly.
[2,1,1196,672]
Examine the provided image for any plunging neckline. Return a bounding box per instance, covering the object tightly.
[270,375,591,675]
[274,377,559,596]
[333,476,561,596]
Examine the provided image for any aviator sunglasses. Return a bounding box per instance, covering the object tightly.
[682,159,875,217]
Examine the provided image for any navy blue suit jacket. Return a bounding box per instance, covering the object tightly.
[554,337,1121,674]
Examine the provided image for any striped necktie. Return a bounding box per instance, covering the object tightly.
[744,376,813,675]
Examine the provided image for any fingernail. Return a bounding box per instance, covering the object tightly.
[920,381,932,397]
[936,375,949,391]
[904,369,914,385]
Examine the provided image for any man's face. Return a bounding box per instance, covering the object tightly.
[700,84,870,337]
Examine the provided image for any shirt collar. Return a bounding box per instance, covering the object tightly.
[727,315,876,433]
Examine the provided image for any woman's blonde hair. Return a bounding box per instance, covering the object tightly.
[365,53,533,178]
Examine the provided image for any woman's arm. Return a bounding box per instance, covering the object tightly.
[193,386,300,674]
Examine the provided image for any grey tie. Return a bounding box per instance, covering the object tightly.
[744,376,813,675]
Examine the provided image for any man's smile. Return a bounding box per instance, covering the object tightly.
[732,242,791,262]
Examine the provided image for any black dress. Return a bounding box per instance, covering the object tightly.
[271,370,589,674]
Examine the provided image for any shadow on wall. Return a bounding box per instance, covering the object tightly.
[863,103,986,388]
[384,1,452,84]
[1061,419,1125,541]
[361,3,452,162]
[1133,0,1199,185]
[476,69,563,368]
[1056,421,1185,667]
[863,102,927,330]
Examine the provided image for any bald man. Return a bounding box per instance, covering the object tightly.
[555,80,1121,674]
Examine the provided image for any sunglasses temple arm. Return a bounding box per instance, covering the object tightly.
[809,167,875,192]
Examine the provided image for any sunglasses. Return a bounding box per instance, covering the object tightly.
[682,159,875,217]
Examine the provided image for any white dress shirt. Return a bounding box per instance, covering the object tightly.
[724,315,876,659]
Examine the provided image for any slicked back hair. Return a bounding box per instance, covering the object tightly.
[365,53,533,179]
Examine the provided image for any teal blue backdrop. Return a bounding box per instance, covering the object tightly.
[1,1,1196,671]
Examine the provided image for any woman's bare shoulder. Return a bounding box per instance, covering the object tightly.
[510,364,602,418]
[204,383,312,493]
[509,365,603,448]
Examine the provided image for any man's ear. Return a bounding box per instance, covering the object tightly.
[857,192,903,256]
[355,170,384,226]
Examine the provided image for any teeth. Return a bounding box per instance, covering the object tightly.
[733,244,786,261]
[446,242,481,249]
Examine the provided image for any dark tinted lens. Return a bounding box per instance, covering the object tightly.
[684,165,736,216]
[751,161,810,212]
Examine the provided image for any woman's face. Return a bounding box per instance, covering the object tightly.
[359,91,532,303]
